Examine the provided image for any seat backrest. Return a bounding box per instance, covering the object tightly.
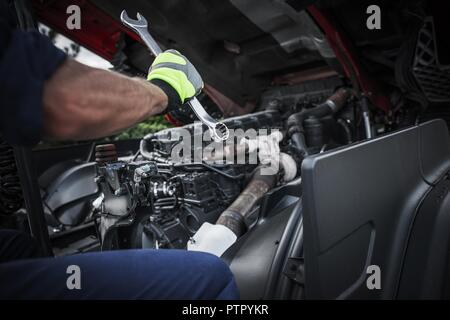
[301,119,450,299]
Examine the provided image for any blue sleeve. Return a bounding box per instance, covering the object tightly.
[0,19,67,146]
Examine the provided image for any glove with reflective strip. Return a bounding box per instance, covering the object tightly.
[148,49,203,114]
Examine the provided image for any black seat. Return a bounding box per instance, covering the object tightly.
[301,119,450,299]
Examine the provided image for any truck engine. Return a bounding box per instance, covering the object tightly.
[91,80,354,252]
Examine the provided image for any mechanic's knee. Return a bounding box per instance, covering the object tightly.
[193,252,239,298]
[204,253,234,279]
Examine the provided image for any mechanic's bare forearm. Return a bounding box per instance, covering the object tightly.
[42,58,168,140]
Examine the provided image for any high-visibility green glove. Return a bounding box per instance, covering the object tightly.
[148,50,203,113]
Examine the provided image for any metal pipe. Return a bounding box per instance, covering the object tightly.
[216,165,277,237]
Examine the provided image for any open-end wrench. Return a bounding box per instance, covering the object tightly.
[120,10,229,142]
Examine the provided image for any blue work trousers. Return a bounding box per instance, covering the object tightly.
[0,230,239,299]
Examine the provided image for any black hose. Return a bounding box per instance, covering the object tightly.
[337,118,353,144]
[287,88,352,157]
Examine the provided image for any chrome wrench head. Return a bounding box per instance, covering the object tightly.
[120,10,162,55]
[120,10,148,30]
[205,122,229,142]
[188,99,230,142]
[212,122,229,141]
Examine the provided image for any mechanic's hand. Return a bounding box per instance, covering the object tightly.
[148,50,203,112]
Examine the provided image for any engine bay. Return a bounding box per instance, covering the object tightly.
[78,76,353,251]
